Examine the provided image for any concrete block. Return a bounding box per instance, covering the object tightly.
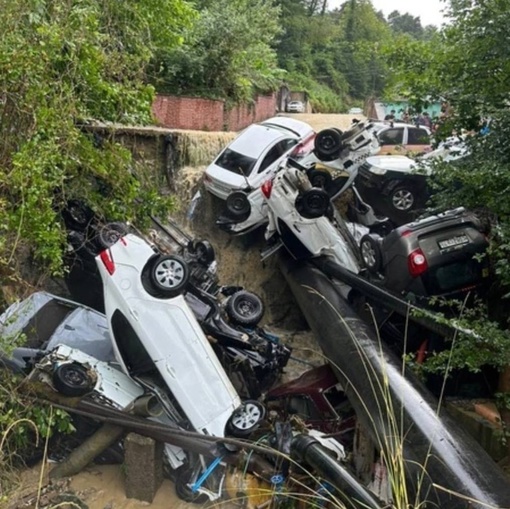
[124,432,164,503]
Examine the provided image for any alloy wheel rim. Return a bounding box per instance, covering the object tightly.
[155,259,185,288]
[392,189,414,210]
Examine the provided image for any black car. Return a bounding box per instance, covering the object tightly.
[359,207,490,299]
[355,155,429,225]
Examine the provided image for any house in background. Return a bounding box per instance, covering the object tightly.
[366,98,442,121]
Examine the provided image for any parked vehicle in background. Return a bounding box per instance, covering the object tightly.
[374,123,431,155]
[204,116,314,200]
[348,107,363,115]
[286,101,305,113]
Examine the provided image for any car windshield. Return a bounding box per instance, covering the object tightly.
[215,148,257,176]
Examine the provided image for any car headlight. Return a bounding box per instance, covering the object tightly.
[369,166,387,175]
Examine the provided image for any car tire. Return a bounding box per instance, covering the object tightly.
[314,129,345,161]
[62,200,95,231]
[390,185,417,212]
[225,400,265,438]
[360,234,382,274]
[188,239,215,266]
[226,191,251,219]
[52,363,95,397]
[95,222,128,250]
[174,464,209,504]
[149,255,190,297]
[307,169,332,189]
[226,290,265,326]
[295,188,330,219]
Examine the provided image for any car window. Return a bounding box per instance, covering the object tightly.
[22,299,75,349]
[288,395,322,420]
[407,128,430,145]
[323,385,346,416]
[378,128,404,146]
[258,139,297,173]
[110,309,154,375]
[215,148,257,176]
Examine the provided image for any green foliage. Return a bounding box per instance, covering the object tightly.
[0,0,189,275]
[275,0,392,106]
[153,0,284,103]
[0,371,74,458]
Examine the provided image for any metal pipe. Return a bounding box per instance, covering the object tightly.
[292,434,384,509]
[129,394,163,417]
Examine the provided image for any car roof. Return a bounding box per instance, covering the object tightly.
[260,116,313,139]
[378,122,431,134]
[227,124,292,159]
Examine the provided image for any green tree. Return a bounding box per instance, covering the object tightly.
[387,10,425,38]
[0,0,193,276]
[385,0,510,434]
[153,0,283,103]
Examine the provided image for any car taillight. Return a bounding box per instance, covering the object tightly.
[261,179,273,199]
[408,248,428,278]
[99,249,115,275]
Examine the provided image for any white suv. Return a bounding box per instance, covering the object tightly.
[96,234,263,437]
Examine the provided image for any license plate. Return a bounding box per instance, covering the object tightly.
[438,234,469,250]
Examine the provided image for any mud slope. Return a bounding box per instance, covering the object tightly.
[170,114,359,329]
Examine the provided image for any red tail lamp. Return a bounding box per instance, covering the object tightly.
[99,249,116,275]
[261,179,273,199]
[408,248,428,278]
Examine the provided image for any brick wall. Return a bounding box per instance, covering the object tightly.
[152,94,277,132]
[152,95,225,131]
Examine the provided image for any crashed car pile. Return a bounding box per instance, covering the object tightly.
[1,118,509,508]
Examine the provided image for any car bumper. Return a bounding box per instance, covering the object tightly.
[356,168,386,191]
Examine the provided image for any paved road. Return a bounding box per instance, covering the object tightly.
[278,112,365,132]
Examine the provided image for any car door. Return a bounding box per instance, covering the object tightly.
[250,138,298,189]
[377,127,405,155]
[405,127,431,154]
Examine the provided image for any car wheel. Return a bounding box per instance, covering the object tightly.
[174,463,209,504]
[314,129,345,161]
[295,188,330,219]
[226,191,251,219]
[390,186,416,212]
[226,290,264,326]
[62,200,95,231]
[226,400,265,438]
[149,255,190,297]
[95,222,128,250]
[360,234,382,274]
[52,363,95,397]
[308,169,332,189]
[188,239,215,266]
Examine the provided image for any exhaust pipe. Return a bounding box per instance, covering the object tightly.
[130,394,163,417]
